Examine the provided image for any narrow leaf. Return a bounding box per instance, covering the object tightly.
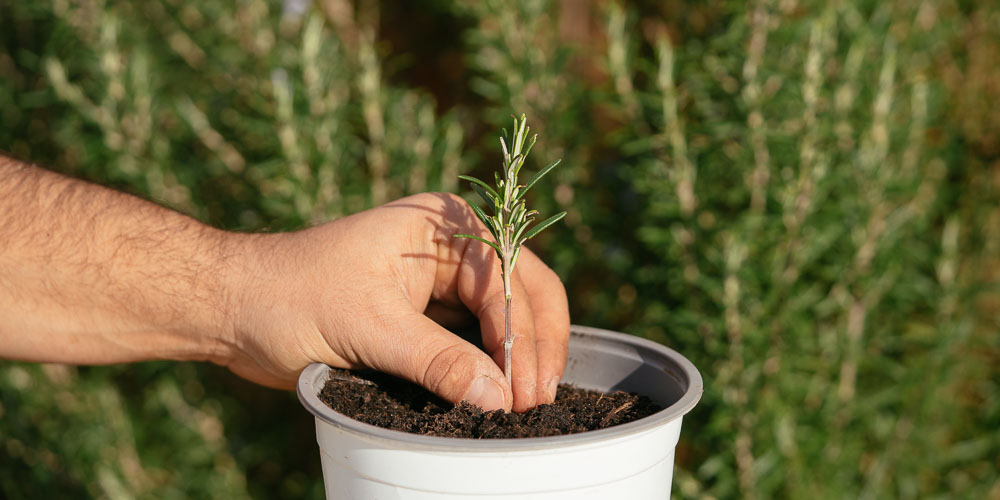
[520,211,566,243]
[516,135,538,176]
[515,114,528,152]
[509,246,522,273]
[511,200,526,224]
[499,137,509,162]
[471,203,496,233]
[458,175,499,200]
[454,234,501,253]
[512,219,532,244]
[471,184,497,213]
[462,197,499,238]
[515,158,562,201]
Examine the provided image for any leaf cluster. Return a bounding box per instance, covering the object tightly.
[456,114,565,274]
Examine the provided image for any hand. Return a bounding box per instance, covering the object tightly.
[223,193,570,412]
[0,156,568,412]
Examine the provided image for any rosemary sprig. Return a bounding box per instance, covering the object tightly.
[455,114,566,388]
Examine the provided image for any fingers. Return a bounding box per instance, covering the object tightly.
[472,273,540,412]
[320,192,564,413]
[515,247,571,404]
[361,307,512,412]
[422,192,565,412]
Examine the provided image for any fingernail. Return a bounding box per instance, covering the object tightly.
[546,376,560,402]
[463,376,506,411]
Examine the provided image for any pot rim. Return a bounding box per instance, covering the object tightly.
[297,325,703,451]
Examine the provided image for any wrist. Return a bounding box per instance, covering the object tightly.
[199,229,265,366]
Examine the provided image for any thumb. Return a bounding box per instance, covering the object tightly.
[366,312,511,412]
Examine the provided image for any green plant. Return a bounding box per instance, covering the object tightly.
[455,114,565,387]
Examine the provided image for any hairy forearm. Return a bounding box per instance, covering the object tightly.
[0,155,241,365]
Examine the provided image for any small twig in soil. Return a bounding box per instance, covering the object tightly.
[600,401,634,427]
[327,372,375,386]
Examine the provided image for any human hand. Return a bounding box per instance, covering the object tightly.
[0,158,566,412]
[221,193,570,412]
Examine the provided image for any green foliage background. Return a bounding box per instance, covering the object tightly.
[2,0,998,498]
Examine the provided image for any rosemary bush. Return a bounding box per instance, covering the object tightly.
[1,1,997,499]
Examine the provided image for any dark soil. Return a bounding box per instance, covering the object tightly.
[318,368,661,439]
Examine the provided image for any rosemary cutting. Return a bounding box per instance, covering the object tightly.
[455,114,566,387]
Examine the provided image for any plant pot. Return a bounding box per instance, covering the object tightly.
[297,325,703,499]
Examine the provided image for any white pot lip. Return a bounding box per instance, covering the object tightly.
[297,325,703,452]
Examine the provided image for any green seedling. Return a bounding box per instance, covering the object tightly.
[455,114,566,387]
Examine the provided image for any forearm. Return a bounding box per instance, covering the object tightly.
[0,155,241,365]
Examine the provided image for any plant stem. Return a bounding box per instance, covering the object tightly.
[502,251,513,388]
[500,154,515,388]
[504,295,512,388]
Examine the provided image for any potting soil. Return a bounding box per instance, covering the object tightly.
[318,368,661,439]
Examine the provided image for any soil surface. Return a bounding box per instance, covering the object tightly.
[318,368,661,439]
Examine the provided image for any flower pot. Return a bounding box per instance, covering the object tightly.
[297,325,703,499]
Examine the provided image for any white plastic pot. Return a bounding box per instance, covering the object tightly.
[297,325,703,499]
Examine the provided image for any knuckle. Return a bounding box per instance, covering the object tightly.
[419,343,474,398]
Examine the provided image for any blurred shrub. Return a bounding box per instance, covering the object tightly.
[1,0,997,498]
